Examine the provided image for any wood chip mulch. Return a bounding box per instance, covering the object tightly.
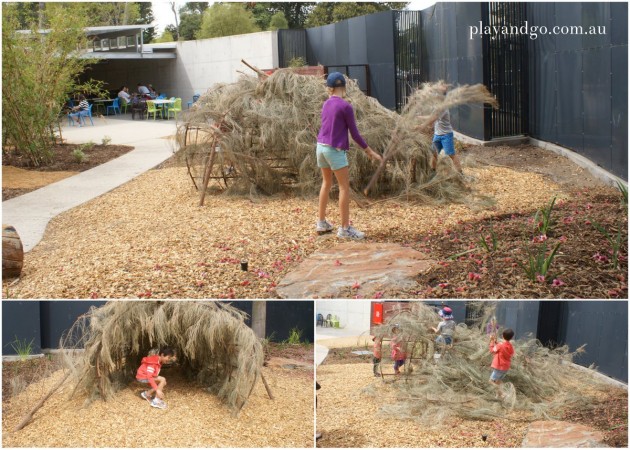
[316,362,529,448]
[2,161,626,298]
[2,363,313,448]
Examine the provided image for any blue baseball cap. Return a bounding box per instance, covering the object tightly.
[326,72,346,88]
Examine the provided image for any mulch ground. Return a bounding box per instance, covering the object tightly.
[317,355,628,448]
[2,356,313,447]
[2,143,134,200]
[316,361,529,448]
[2,144,627,299]
[562,390,628,447]
[2,355,64,399]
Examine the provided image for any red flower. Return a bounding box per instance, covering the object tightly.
[352,281,361,289]
[334,260,343,266]
[551,279,565,287]
[536,275,545,283]
[240,280,250,286]
[438,282,449,288]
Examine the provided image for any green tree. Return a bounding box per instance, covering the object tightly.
[177,3,209,41]
[197,3,260,39]
[305,2,408,27]
[247,3,315,30]
[136,2,156,43]
[154,29,175,43]
[2,4,102,166]
[268,11,288,30]
[164,24,179,41]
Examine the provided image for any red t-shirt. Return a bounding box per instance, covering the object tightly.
[136,355,162,390]
[490,340,514,371]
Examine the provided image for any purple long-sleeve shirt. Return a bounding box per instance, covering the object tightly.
[317,96,368,150]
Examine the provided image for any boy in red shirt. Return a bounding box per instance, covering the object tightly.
[136,347,176,409]
[489,329,515,396]
[390,324,406,375]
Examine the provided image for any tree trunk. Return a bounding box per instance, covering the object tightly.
[251,301,267,339]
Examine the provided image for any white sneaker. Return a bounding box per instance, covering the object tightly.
[140,391,152,403]
[150,398,167,409]
[316,220,334,234]
[337,225,365,239]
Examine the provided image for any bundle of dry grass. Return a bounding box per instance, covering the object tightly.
[367,302,610,424]
[177,66,497,204]
[60,301,264,414]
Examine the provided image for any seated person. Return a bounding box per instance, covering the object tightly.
[137,83,151,96]
[68,94,89,126]
[156,93,166,100]
[148,84,157,99]
[118,86,131,105]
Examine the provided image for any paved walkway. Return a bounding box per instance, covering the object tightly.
[315,326,371,366]
[3,115,177,252]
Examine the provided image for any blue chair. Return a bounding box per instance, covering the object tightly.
[106,98,120,115]
[187,93,200,109]
[77,104,94,126]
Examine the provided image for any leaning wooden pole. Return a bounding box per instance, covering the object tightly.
[14,371,71,432]
[260,372,275,400]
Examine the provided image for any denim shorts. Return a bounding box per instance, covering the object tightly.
[490,368,508,382]
[316,143,349,171]
[432,132,455,156]
[137,378,149,384]
[436,335,453,345]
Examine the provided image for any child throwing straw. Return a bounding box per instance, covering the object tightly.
[489,329,515,397]
[316,72,382,239]
[136,347,177,409]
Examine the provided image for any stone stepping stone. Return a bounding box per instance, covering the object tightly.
[276,242,434,298]
[522,420,607,448]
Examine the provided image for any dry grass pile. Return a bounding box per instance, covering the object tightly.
[368,302,611,423]
[60,301,264,414]
[177,68,496,202]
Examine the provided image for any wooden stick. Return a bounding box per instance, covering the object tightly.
[241,59,269,78]
[14,372,70,432]
[260,372,274,400]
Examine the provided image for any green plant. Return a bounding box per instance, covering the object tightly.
[72,148,86,163]
[284,327,304,345]
[534,196,557,235]
[616,180,628,207]
[592,220,624,270]
[519,241,561,282]
[479,224,498,253]
[10,336,34,361]
[101,136,112,146]
[288,56,306,68]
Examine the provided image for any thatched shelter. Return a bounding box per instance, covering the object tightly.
[368,302,611,424]
[60,301,264,414]
[177,66,497,204]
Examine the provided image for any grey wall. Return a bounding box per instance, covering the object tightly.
[527,2,628,180]
[420,2,486,139]
[306,11,397,109]
[2,302,42,355]
[2,301,313,354]
[496,301,627,382]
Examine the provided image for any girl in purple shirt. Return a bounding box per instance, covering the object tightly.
[316,72,382,239]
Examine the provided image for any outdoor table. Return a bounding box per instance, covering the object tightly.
[152,99,175,119]
[92,98,115,115]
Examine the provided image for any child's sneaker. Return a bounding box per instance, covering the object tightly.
[316,220,334,234]
[150,398,167,409]
[140,391,152,403]
[337,225,365,239]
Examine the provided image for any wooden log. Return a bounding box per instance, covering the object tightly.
[2,224,24,279]
[14,372,70,432]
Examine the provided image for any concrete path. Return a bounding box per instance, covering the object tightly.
[315,326,371,366]
[3,115,177,252]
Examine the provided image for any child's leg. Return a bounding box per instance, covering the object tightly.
[155,376,167,398]
[318,168,333,221]
[449,154,462,173]
[333,167,350,228]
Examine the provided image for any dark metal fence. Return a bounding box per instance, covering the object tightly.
[482,2,529,139]
[278,29,307,68]
[394,10,423,111]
